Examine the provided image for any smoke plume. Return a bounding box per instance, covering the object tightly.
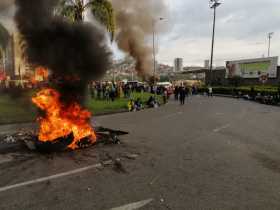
[0,0,15,31]
[0,0,14,12]
[14,0,111,104]
[112,0,167,78]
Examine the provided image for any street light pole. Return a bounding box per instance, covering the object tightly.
[152,17,164,95]
[209,0,221,86]
[153,19,156,85]
[268,32,274,57]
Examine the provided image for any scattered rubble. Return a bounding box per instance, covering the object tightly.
[0,127,129,153]
[0,127,140,174]
[1,131,36,144]
[113,158,127,173]
[3,136,16,144]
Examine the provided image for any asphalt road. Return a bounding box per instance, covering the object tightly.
[1,96,280,210]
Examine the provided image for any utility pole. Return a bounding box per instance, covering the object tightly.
[268,32,274,57]
[209,0,221,86]
[152,17,164,95]
[153,19,156,86]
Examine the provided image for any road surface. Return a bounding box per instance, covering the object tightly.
[1,96,280,210]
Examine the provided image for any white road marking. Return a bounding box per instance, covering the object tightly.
[110,199,153,210]
[149,175,160,185]
[213,124,230,133]
[0,163,102,193]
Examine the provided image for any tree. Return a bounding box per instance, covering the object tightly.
[58,0,115,41]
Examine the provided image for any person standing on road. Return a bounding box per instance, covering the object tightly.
[208,86,213,97]
[162,88,168,104]
[174,86,179,101]
[186,86,190,98]
[179,86,186,105]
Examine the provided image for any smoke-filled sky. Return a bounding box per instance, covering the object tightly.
[1,0,280,67]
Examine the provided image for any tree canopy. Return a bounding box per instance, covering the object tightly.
[58,0,115,41]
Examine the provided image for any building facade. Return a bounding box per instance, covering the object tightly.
[174,58,183,72]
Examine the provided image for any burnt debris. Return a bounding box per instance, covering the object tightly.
[1,127,129,153]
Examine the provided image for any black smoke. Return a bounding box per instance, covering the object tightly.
[14,0,111,104]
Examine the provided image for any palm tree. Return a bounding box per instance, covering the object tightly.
[58,0,115,41]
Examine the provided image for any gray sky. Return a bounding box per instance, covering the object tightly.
[157,0,280,66]
[1,0,280,67]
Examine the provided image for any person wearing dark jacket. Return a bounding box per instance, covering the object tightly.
[179,86,186,105]
[174,86,179,100]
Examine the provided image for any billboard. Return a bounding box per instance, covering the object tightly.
[226,57,278,79]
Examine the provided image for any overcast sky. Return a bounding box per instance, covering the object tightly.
[156,0,280,66]
[1,0,280,67]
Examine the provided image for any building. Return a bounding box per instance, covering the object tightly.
[14,33,29,79]
[2,34,15,78]
[174,58,183,72]
[177,57,280,86]
[224,57,280,85]
[0,24,15,79]
[0,31,29,80]
[226,57,278,79]
[157,64,173,76]
[171,67,207,82]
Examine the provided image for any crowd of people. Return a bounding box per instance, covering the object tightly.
[88,81,167,111]
[0,78,205,110]
[89,81,150,101]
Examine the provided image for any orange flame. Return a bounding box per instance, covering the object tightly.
[32,88,96,149]
[35,67,49,79]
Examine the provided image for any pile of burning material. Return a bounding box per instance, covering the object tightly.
[11,0,122,153]
[1,126,128,153]
[1,87,128,153]
[27,127,128,153]
[31,88,97,150]
[26,88,127,152]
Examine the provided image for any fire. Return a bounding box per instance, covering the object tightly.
[30,67,49,85]
[35,67,49,79]
[32,88,96,149]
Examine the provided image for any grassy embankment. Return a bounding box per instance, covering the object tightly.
[0,91,163,125]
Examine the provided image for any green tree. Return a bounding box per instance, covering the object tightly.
[58,0,115,41]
